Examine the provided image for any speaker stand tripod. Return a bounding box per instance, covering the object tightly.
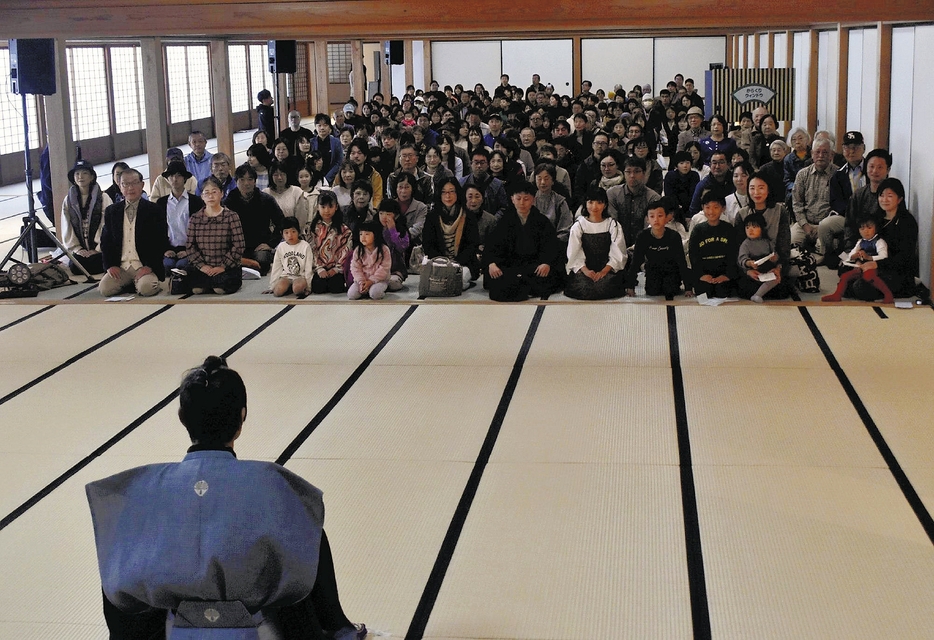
[0,92,95,283]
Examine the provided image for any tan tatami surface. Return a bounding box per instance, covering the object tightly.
[1,300,933,639]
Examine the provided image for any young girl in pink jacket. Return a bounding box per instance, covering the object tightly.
[348,220,392,300]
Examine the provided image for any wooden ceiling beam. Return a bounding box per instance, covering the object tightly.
[1,1,931,40]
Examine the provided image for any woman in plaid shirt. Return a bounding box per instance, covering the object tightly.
[186,176,245,295]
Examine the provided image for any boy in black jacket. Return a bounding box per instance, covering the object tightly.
[625,196,692,300]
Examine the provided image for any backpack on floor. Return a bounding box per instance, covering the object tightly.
[789,244,821,293]
[29,262,73,290]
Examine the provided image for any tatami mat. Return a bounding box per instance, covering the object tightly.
[374,305,536,366]
[285,458,474,639]
[490,366,680,465]
[0,303,154,365]
[1,302,932,640]
[683,368,887,468]
[0,454,172,633]
[0,304,46,329]
[695,465,934,639]
[226,305,411,365]
[674,305,827,370]
[805,307,934,509]
[291,365,512,462]
[425,463,692,640]
[0,306,284,515]
[523,304,670,368]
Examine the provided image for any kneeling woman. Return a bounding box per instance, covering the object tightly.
[185,177,245,295]
[564,186,627,299]
[421,177,480,285]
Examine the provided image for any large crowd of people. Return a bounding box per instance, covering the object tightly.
[61,72,919,303]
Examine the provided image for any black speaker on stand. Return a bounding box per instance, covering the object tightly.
[268,40,297,132]
[0,39,93,280]
[385,40,404,65]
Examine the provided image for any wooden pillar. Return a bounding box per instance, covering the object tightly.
[836,26,849,149]
[140,38,168,194]
[44,38,76,237]
[404,40,414,90]
[350,39,365,108]
[572,37,582,98]
[875,22,892,150]
[423,41,432,90]
[767,32,775,68]
[807,29,819,135]
[210,40,234,159]
[276,73,289,128]
[733,36,741,69]
[380,41,391,100]
[725,35,733,68]
[314,40,329,115]
[754,33,761,68]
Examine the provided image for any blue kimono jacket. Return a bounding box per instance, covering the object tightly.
[86,450,324,636]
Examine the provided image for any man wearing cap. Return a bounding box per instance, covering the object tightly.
[184,131,213,195]
[150,148,197,200]
[830,131,867,218]
[61,159,113,275]
[279,111,314,155]
[677,107,709,152]
[156,161,204,274]
[99,169,169,297]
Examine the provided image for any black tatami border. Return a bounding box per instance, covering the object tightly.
[0,304,177,408]
[276,304,418,465]
[404,305,545,640]
[0,305,53,332]
[666,306,712,640]
[798,307,934,545]
[0,304,293,532]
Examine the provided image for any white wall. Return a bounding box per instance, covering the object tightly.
[581,38,653,97]
[774,33,788,67]
[502,40,573,95]
[846,28,879,148]
[412,41,425,91]
[760,34,770,68]
[908,25,934,286]
[889,27,914,189]
[431,41,501,94]
[792,32,810,132]
[816,30,839,136]
[654,37,725,101]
